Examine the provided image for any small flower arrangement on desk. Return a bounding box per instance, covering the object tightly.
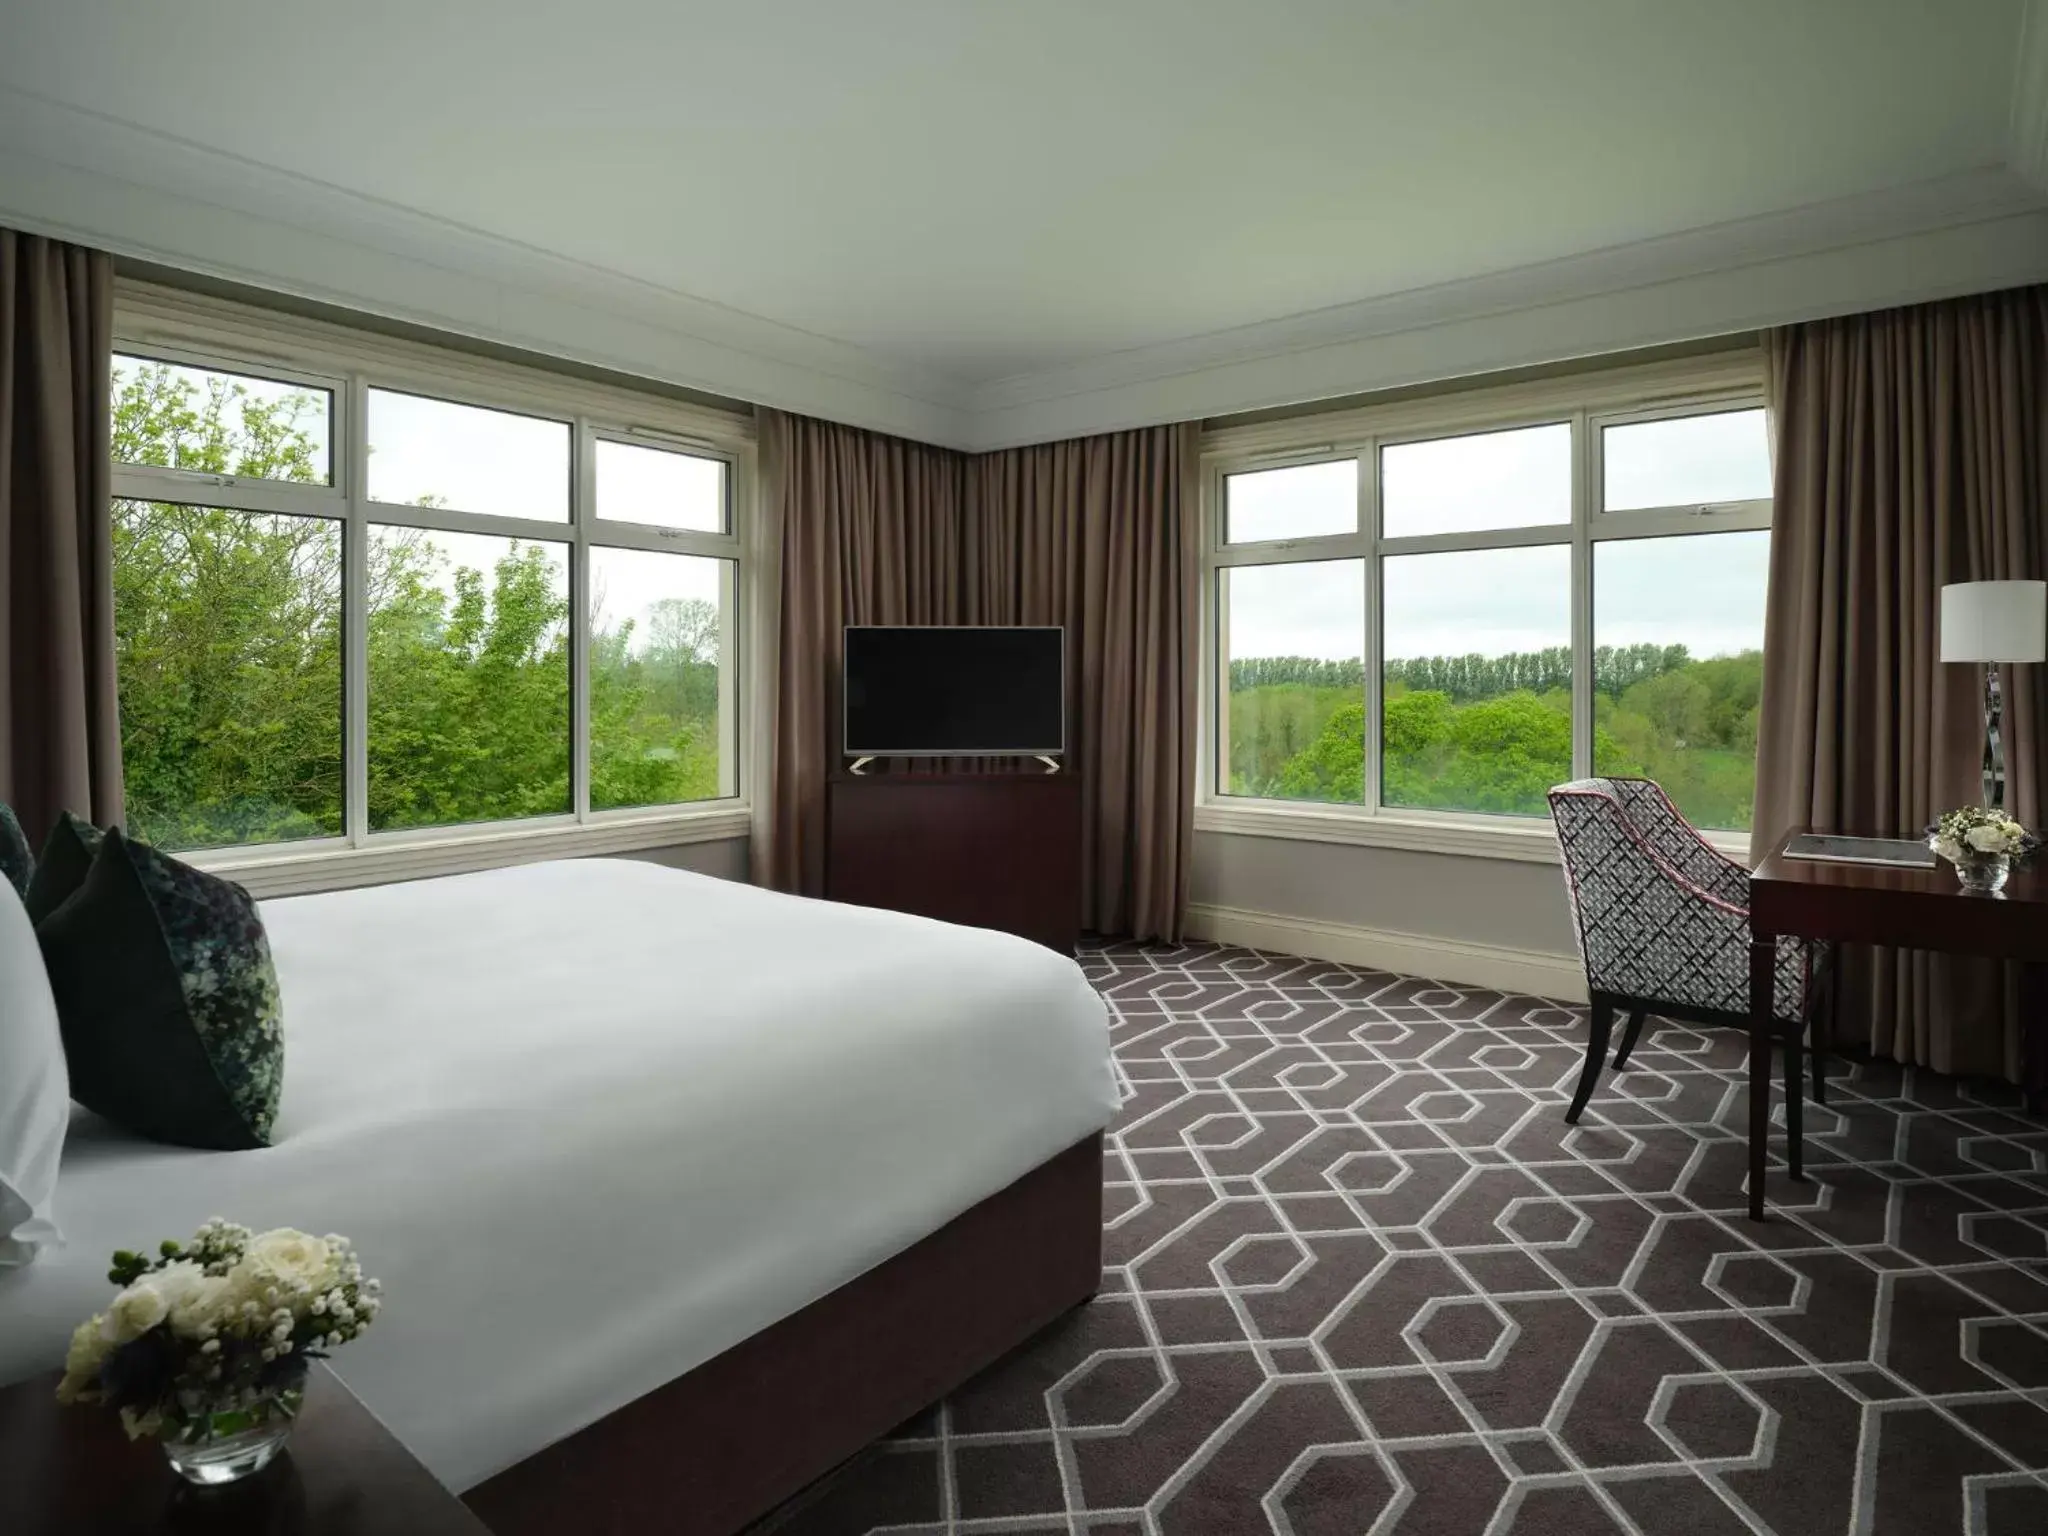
[57,1219,381,1485]
[1928,807,2036,895]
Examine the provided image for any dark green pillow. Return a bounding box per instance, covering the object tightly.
[37,828,283,1150]
[24,811,104,925]
[0,803,27,898]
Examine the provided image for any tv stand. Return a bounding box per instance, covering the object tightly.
[825,770,1082,952]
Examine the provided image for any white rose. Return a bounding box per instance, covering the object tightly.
[55,1315,111,1403]
[168,1273,233,1334]
[101,1280,170,1344]
[232,1229,336,1297]
[1965,825,2007,853]
[1935,837,1964,862]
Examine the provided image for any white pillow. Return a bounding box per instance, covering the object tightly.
[0,878,68,1265]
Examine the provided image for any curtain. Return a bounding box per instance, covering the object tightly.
[964,426,1200,940]
[0,230,120,849]
[1753,285,2048,1080]
[755,408,1199,941]
[755,410,968,898]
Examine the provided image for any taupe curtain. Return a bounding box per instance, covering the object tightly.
[0,230,120,849]
[755,408,1199,941]
[1753,285,2048,1080]
[964,427,1200,940]
[755,411,967,899]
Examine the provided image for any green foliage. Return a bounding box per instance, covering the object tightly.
[111,363,722,851]
[1226,641,1762,827]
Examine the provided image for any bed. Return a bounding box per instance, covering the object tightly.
[0,858,1117,1532]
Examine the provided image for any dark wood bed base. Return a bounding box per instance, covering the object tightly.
[465,1132,1104,1536]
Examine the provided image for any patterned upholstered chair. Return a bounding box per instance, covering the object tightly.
[1548,778,1831,1169]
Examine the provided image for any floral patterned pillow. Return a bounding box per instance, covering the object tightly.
[0,803,28,899]
[35,828,283,1151]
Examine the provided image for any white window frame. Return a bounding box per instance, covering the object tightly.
[110,281,756,897]
[1198,350,1772,865]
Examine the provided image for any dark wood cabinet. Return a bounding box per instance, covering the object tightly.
[826,771,1082,952]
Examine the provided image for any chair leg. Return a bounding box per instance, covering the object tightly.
[1567,998,1615,1125]
[1612,1007,1649,1069]
[1783,1029,1805,1182]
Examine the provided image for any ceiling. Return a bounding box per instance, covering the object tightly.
[2,1,2046,447]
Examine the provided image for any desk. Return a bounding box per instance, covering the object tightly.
[1747,831,2048,1221]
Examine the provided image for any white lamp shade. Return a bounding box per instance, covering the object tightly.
[1940,580,2046,663]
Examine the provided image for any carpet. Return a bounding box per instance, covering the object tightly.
[766,940,2048,1535]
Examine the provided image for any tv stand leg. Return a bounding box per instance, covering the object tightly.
[1034,755,1061,774]
[848,756,876,776]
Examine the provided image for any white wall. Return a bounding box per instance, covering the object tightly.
[1187,832,1587,1002]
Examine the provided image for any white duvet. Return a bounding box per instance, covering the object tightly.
[0,859,1116,1490]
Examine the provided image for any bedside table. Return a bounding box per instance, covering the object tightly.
[0,1362,490,1535]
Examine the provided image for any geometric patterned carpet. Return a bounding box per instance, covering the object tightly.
[763,941,2048,1535]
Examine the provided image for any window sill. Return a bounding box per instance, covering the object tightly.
[189,805,754,900]
[1194,800,1750,866]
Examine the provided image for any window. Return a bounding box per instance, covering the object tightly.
[113,354,334,485]
[1217,561,1363,802]
[1382,546,1572,816]
[367,529,572,831]
[109,298,750,862]
[596,439,726,533]
[589,547,733,809]
[113,500,343,850]
[1205,361,1773,838]
[1223,460,1356,544]
[1381,422,1570,538]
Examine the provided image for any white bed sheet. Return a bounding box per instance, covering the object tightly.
[0,858,1116,1490]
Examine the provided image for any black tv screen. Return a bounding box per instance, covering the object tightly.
[843,626,1065,757]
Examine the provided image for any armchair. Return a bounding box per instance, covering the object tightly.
[1548,778,1831,1174]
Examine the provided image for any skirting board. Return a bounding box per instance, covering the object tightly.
[1184,902,1588,1004]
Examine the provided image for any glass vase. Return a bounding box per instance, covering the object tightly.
[161,1388,301,1486]
[1953,853,2011,896]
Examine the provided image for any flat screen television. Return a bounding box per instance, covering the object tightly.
[843,625,1065,757]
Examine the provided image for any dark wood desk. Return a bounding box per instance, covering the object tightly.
[0,1363,489,1536]
[1747,831,2048,1221]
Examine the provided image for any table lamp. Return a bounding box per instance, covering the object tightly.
[1940,579,2046,809]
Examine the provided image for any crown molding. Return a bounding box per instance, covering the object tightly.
[0,85,974,447]
[959,168,2048,449]
[5,84,2047,457]
[2014,0,2048,196]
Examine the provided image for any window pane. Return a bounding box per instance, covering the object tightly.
[113,500,342,850]
[1224,460,1357,544]
[1218,560,1363,802]
[113,355,332,485]
[1593,531,1769,830]
[367,389,569,521]
[367,528,569,830]
[596,440,726,533]
[1603,408,1770,511]
[1382,423,1570,538]
[1381,545,1571,817]
[590,548,729,809]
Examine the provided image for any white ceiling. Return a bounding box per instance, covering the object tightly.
[2,0,2046,447]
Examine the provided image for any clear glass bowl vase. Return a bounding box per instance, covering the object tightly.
[1953,853,2012,895]
[161,1388,302,1486]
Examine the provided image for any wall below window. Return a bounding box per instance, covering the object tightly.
[624,837,748,883]
[1186,833,1586,1004]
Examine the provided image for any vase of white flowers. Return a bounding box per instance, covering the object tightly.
[57,1219,381,1486]
[1929,808,2033,895]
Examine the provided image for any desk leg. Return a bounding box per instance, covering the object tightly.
[1748,929,1776,1222]
[2023,962,2048,1119]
